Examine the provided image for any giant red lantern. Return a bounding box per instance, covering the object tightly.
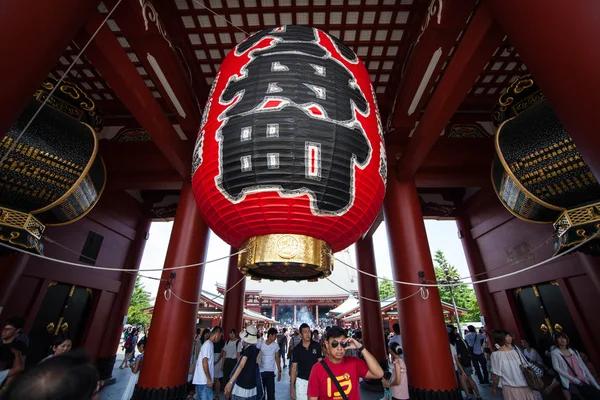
[192,26,386,281]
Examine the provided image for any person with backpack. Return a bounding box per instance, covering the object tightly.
[223,329,242,385]
[449,329,482,400]
[119,328,138,369]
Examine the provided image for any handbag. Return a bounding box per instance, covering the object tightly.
[516,348,545,391]
[320,360,349,400]
[516,347,544,377]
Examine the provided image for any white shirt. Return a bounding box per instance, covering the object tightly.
[491,349,528,387]
[193,340,214,385]
[224,339,242,359]
[450,344,458,370]
[258,340,279,373]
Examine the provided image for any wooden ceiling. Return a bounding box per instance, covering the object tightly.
[41,0,531,198]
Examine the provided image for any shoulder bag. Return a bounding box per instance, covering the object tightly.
[516,348,545,391]
[320,360,349,400]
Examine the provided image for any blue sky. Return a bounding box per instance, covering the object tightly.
[138,219,470,302]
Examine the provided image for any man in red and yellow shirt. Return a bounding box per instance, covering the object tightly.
[307,326,383,400]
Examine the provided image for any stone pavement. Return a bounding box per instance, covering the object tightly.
[100,352,505,400]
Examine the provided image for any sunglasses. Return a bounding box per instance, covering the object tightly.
[330,340,350,349]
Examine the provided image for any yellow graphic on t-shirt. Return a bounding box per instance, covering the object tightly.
[326,372,352,399]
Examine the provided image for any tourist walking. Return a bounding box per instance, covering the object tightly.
[193,326,224,400]
[382,342,409,400]
[551,332,600,400]
[465,325,490,385]
[449,331,482,400]
[257,328,281,400]
[119,328,138,369]
[213,335,225,400]
[490,329,536,400]
[276,328,288,368]
[291,323,322,400]
[121,340,145,400]
[307,325,384,399]
[223,329,242,384]
[224,325,263,400]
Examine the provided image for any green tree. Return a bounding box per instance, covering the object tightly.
[126,277,152,327]
[379,278,395,300]
[433,250,481,322]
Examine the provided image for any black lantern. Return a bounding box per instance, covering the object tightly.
[491,75,600,256]
[0,78,106,255]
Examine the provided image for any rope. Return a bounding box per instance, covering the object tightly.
[191,0,250,35]
[333,232,598,288]
[0,240,245,273]
[0,0,124,169]
[165,275,246,305]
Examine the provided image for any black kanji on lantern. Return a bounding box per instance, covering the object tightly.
[216,26,372,214]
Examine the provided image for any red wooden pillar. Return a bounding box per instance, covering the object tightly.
[489,0,600,180]
[456,215,500,331]
[578,253,600,297]
[221,247,247,335]
[136,183,209,398]
[95,217,152,382]
[355,237,387,364]
[0,0,100,138]
[383,177,459,398]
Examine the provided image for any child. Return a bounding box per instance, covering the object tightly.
[382,343,409,400]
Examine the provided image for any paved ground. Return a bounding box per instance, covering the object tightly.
[100,351,508,400]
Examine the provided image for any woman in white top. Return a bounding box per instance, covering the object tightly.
[520,339,544,367]
[490,330,535,400]
[551,332,600,400]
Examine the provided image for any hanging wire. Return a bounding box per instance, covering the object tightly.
[165,275,246,305]
[333,232,598,288]
[191,0,250,35]
[0,0,124,169]
[0,240,245,273]
[459,233,556,280]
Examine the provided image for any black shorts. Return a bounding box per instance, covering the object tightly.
[125,346,133,354]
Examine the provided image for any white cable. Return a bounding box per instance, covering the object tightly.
[0,241,245,272]
[165,275,246,305]
[0,0,124,169]
[191,0,250,35]
[334,233,598,288]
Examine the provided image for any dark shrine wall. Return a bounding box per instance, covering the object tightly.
[0,190,146,360]
[463,189,600,369]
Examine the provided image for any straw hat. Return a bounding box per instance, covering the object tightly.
[241,325,258,344]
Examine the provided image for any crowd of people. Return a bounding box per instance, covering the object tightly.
[2,313,600,400]
[188,324,385,400]
[446,323,600,400]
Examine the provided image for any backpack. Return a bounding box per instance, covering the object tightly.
[455,339,472,367]
[125,335,134,348]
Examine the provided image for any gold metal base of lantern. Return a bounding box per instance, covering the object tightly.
[238,234,333,281]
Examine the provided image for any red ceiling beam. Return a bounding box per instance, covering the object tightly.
[396,3,504,180]
[389,0,478,136]
[0,0,99,140]
[104,0,202,140]
[153,0,211,107]
[415,167,490,188]
[76,12,191,178]
[106,171,183,191]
